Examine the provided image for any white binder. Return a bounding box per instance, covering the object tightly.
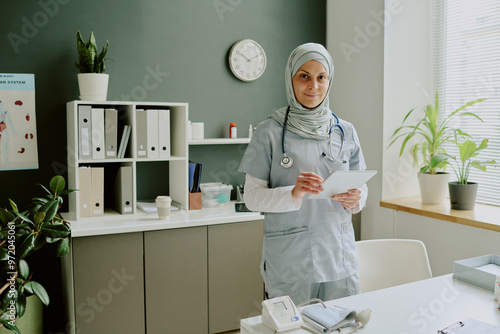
[136,109,147,158]
[91,108,105,159]
[78,105,92,160]
[147,109,159,158]
[104,108,118,159]
[158,109,171,158]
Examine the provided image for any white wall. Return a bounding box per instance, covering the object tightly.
[327,0,500,277]
[326,0,391,239]
[382,0,433,201]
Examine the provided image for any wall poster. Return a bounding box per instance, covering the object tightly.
[0,73,39,171]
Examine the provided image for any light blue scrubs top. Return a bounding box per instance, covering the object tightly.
[239,118,366,284]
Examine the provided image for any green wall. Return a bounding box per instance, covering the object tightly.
[0,0,325,331]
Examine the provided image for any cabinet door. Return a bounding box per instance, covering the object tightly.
[208,220,264,333]
[144,226,208,334]
[72,232,145,333]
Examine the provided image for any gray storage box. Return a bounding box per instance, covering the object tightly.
[453,254,500,291]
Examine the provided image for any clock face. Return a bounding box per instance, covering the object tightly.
[229,39,267,82]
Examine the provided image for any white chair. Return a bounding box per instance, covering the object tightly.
[355,239,432,293]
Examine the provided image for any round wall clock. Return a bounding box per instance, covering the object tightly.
[229,39,267,82]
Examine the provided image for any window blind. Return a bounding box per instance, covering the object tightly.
[432,0,500,206]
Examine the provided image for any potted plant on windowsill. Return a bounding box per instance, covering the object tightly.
[447,132,496,210]
[388,88,485,204]
[75,30,109,101]
[0,176,75,334]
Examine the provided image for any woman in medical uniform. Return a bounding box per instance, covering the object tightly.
[238,43,367,305]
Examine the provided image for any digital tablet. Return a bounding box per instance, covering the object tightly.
[307,170,377,199]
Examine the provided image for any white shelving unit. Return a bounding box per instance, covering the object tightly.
[188,138,251,145]
[66,100,189,221]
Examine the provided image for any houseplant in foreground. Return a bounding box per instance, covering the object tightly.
[75,30,109,101]
[447,132,496,210]
[387,88,485,204]
[0,176,75,333]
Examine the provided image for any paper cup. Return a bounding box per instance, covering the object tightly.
[156,196,172,220]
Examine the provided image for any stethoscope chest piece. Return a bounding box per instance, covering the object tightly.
[280,155,293,168]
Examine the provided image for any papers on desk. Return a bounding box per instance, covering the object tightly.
[438,318,500,334]
[302,305,356,332]
[137,201,180,214]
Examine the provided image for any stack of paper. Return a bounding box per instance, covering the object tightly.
[137,201,180,214]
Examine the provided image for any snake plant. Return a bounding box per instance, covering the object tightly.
[75,30,109,73]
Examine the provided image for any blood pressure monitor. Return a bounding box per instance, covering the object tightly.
[261,296,304,332]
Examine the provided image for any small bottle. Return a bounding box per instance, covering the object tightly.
[248,124,253,139]
[229,123,237,138]
[494,276,500,301]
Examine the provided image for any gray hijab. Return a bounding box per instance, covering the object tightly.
[269,43,335,140]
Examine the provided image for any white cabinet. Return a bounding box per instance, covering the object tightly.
[66,100,188,220]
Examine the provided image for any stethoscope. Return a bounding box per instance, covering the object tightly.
[280,106,346,168]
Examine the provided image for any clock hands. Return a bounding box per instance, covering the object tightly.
[240,53,251,62]
[248,54,261,61]
[241,53,260,63]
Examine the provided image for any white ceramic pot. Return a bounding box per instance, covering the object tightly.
[418,172,450,204]
[77,73,109,101]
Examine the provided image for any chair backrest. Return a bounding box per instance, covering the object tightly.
[355,239,432,293]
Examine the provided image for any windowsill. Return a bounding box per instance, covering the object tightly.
[380,197,500,233]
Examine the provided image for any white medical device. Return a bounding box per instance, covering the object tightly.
[261,295,304,332]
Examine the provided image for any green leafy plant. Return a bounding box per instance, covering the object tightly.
[448,131,496,184]
[75,30,109,73]
[387,88,486,174]
[0,176,76,333]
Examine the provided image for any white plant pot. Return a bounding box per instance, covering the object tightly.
[418,172,450,204]
[77,73,109,101]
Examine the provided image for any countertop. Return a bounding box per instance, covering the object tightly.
[64,202,264,237]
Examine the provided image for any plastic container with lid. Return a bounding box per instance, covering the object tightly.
[200,183,233,207]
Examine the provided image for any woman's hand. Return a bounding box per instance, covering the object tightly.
[332,189,362,209]
[291,172,324,200]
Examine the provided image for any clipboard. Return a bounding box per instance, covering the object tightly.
[437,318,500,333]
[307,170,377,199]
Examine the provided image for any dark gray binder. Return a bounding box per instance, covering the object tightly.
[113,166,133,214]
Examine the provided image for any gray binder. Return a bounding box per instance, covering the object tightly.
[136,109,147,158]
[104,109,118,159]
[113,166,133,214]
[78,105,92,159]
[91,167,104,216]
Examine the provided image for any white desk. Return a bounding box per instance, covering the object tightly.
[241,275,500,333]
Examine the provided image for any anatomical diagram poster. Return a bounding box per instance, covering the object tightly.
[0,73,39,170]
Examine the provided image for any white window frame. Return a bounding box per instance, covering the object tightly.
[432,0,500,206]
